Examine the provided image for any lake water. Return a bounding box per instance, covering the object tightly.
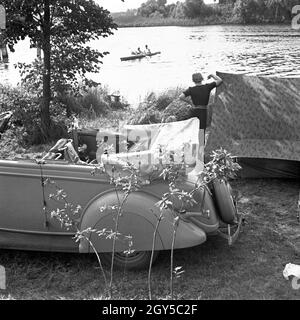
[0,25,299,107]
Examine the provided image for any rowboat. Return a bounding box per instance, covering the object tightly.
[120,51,161,61]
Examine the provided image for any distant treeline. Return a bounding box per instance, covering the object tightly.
[112,0,299,26]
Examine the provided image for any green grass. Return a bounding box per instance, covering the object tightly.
[0,179,299,300]
[77,109,133,130]
[60,86,130,117]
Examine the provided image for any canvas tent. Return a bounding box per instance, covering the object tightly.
[205,72,300,178]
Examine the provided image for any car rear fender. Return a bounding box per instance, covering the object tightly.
[79,191,206,253]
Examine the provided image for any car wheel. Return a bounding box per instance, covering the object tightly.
[101,250,159,271]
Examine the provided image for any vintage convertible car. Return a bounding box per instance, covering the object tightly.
[0,136,242,270]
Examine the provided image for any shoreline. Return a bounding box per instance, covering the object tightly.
[115,21,292,28]
[111,2,294,29]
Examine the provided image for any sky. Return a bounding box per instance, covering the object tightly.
[97,0,216,13]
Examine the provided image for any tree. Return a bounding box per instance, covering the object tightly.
[1,0,117,141]
[232,0,266,23]
[169,2,186,19]
[219,0,237,4]
[183,0,213,18]
[266,0,298,21]
[138,0,168,18]
[265,0,281,21]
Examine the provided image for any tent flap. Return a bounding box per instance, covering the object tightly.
[205,72,300,178]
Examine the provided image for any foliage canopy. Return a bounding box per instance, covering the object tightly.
[1,0,117,140]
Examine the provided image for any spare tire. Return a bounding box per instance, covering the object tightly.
[212,179,237,225]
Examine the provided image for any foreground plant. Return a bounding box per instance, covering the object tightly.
[44,171,134,299]
[148,149,196,300]
[148,147,242,299]
[201,148,242,182]
[96,162,142,298]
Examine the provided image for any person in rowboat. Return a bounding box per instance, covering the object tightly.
[131,47,143,55]
[144,45,151,54]
[179,72,223,139]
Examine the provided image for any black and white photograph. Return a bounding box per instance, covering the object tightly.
[0,0,300,306]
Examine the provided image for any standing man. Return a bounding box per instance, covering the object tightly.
[179,72,223,136]
[179,72,223,173]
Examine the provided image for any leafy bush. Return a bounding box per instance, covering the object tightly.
[154,92,174,111]
[0,84,130,145]
[67,88,110,116]
[0,127,26,159]
[0,85,68,145]
[129,88,190,125]
[162,99,191,122]
[0,125,53,160]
